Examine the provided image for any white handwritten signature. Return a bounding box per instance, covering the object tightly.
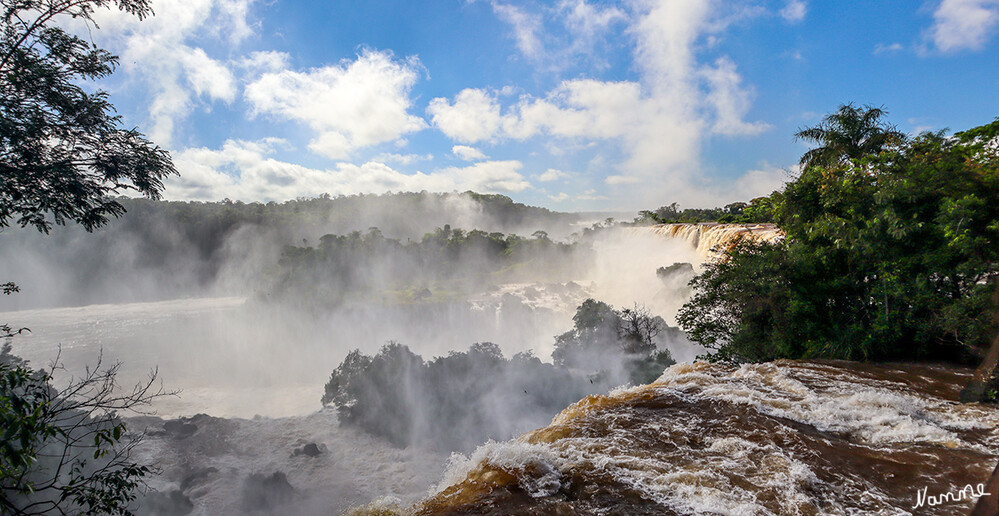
[913,484,991,509]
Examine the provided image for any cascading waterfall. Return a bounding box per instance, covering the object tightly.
[640,223,783,257]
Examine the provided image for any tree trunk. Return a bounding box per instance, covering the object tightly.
[960,278,999,403]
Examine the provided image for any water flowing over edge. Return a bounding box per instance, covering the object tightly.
[394,360,998,515]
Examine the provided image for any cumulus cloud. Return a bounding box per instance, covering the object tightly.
[538,169,571,182]
[452,145,488,161]
[430,80,645,143]
[506,80,646,140]
[238,50,292,75]
[427,89,504,143]
[928,0,999,52]
[372,153,434,165]
[779,0,807,23]
[166,139,529,201]
[430,0,770,207]
[245,50,427,159]
[83,0,251,146]
[181,48,237,101]
[434,161,531,193]
[548,192,570,202]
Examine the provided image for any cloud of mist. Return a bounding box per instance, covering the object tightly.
[1,195,721,516]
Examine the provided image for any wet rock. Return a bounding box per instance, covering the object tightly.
[241,471,295,511]
[138,489,193,516]
[656,262,694,283]
[292,442,324,457]
[162,420,198,440]
[180,467,219,491]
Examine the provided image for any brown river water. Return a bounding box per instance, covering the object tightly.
[363,360,998,515]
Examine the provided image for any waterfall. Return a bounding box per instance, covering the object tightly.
[641,223,783,257]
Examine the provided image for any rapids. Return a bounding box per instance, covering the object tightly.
[6,223,995,515]
[394,360,999,515]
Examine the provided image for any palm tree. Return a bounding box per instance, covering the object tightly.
[794,104,907,169]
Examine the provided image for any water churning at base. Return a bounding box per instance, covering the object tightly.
[384,360,998,515]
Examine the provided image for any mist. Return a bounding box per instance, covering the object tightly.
[0,192,581,310]
[0,193,710,515]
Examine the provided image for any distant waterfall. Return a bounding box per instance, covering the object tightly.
[641,223,783,257]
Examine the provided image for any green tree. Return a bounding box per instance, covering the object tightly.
[1,345,164,515]
[1,0,175,233]
[553,299,674,383]
[680,116,999,365]
[1,1,173,513]
[794,103,906,169]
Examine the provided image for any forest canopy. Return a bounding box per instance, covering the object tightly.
[678,111,999,366]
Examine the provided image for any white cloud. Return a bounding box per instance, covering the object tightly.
[782,49,804,61]
[558,0,627,63]
[490,0,626,70]
[452,145,488,161]
[238,51,292,75]
[181,48,237,102]
[430,80,647,144]
[702,57,771,136]
[577,189,608,201]
[428,0,769,207]
[538,168,571,182]
[507,80,646,140]
[548,192,570,202]
[245,50,427,159]
[214,0,255,44]
[491,2,544,58]
[82,0,251,147]
[605,175,641,185]
[372,153,434,165]
[427,89,503,143]
[559,0,626,38]
[435,160,531,192]
[873,42,905,55]
[733,163,796,200]
[928,0,999,52]
[779,0,807,23]
[166,139,530,201]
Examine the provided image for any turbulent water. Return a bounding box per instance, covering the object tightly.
[395,360,999,515]
[5,224,996,515]
[127,410,446,516]
[0,291,590,418]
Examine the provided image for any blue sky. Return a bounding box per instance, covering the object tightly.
[82,0,999,211]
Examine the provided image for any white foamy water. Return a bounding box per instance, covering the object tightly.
[129,410,445,516]
[1,298,463,514]
[1,297,336,418]
[641,223,783,257]
[420,360,999,515]
[0,293,583,418]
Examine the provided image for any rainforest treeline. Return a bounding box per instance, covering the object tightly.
[678,107,999,367]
